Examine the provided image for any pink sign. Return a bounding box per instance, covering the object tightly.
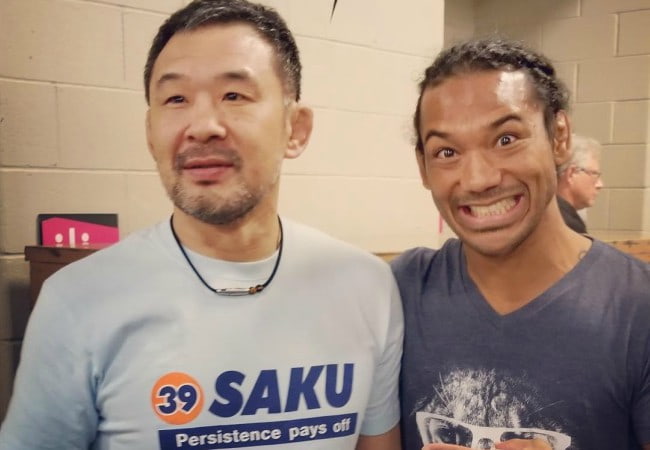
[41,217,119,247]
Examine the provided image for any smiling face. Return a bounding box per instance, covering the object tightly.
[416,70,570,257]
[146,23,311,226]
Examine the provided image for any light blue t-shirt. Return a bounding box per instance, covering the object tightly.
[0,219,403,449]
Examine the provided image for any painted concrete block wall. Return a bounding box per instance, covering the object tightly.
[0,0,445,421]
[444,0,476,45]
[471,0,650,235]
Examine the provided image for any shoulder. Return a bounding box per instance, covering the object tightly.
[389,239,465,305]
[586,240,650,301]
[40,221,171,299]
[391,238,461,280]
[279,219,401,324]
[390,247,435,274]
[283,218,390,273]
[280,219,401,303]
[591,239,649,276]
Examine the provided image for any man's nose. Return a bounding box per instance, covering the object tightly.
[185,98,227,142]
[460,150,502,193]
[595,176,604,189]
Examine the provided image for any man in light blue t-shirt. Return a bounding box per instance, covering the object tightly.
[0,1,402,449]
[393,38,650,450]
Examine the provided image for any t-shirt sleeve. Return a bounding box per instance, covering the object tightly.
[359,272,404,436]
[0,280,97,449]
[633,300,650,446]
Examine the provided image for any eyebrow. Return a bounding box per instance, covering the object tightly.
[154,69,256,89]
[422,113,524,146]
[422,129,449,146]
[489,113,523,129]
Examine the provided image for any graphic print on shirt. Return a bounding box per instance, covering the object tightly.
[151,363,356,449]
[414,369,571,450]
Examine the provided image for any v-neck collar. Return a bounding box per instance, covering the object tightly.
[456,238,604,328]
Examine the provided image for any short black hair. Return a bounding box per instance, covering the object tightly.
[144,0,301,104]
[413,38,570,151]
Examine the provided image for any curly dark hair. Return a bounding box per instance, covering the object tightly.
[413,38,570,152]
[143,0,301,104]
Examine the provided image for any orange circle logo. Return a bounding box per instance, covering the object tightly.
[151,372,204,425]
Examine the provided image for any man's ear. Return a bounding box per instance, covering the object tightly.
[558,165,575,186]
[566,165,579,185]
[552,110,571,167]
[285,104,313,159]
[416,149,431,190]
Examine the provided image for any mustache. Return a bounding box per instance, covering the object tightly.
[174,146,242,170]
[454,186,523,205]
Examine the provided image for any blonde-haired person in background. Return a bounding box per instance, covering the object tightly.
[556,134,603,233]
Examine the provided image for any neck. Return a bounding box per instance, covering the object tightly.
[464,203,591,314]
[171,206,280,262]
[557,186,578,209]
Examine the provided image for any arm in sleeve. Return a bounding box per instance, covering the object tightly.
[0,281,98,449]
[633,335,650,446]
[359,273,404,437]
[633,291,650,447]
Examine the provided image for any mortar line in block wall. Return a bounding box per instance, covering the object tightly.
[0,77,144,96]
[296,34,438,60]
[0,167,158,176]
[68,0,172,16]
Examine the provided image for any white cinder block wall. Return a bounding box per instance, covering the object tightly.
[449,0,650,236]
[0,0,445,420]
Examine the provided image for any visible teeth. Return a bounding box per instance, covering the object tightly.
[468,197,516,217]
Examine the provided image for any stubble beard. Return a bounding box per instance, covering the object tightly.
[164,146,274,226]
[461,225,531,258]
[170,179,261,226]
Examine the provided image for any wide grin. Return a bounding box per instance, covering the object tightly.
[465,196,518,218]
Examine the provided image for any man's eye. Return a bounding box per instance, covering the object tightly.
[164,95,185,104]
[498,134,516,146]
[434,148,456,159]
[223,92,242,101]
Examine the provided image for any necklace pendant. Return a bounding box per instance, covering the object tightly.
[170,215,283,297]
[214,287,255,296]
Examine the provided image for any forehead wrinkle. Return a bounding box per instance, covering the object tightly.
[420,73,542,144]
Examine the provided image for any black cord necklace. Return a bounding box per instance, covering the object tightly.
[169,215,283,296]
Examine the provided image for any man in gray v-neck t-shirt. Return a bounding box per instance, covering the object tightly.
[393,37,650,450]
